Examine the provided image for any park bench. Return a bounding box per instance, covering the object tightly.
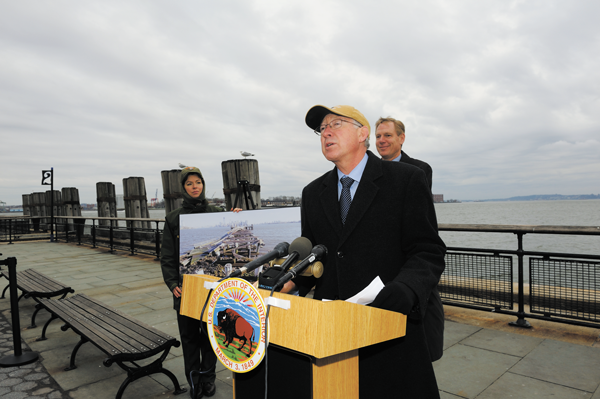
[37,293,187,399]
[0,268,74,327]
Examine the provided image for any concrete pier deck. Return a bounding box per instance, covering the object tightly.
[1,241,599,398]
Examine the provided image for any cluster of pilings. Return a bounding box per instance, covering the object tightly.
[22,188,81,232]
[96,177,150,227]
[19,159,262,229]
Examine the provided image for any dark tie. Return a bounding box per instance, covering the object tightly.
[340,176,354,224]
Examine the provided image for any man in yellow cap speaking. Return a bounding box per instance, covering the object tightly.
[290,104,446,398]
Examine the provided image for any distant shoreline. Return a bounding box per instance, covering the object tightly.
[1,195,599,212]
[461,194,600,202]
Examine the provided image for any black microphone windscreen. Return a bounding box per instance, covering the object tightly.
[274,241,290,257]
[312,244,327,259]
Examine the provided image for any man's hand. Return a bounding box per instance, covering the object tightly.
[370,281,415,315]
[279,281,296,294]
[172,286,182,298]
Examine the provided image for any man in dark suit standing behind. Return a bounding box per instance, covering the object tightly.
[375,116,433,190]
[289,104,446,398]
[375,116,445,362]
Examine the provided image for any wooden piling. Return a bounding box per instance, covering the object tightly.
[221,159,261,210]
[45,190,62,217]
[161,169,183,214]
[96,182,117,227]
[21,194,32,217]
[31,192,46,231]
[123,177,150,229]
[62,187,82,230]
[21,194,32,232]
[44,190,61,234]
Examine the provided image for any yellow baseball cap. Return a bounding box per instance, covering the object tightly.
[305,105,371,133]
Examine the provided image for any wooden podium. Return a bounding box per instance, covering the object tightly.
[181,274,406,399]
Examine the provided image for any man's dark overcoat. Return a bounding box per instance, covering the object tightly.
[296,151,445,398]
[400,150,433,190]
[398,149,444,361]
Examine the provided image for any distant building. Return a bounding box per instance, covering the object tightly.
[433,194,444,203]
[261,197,301,207]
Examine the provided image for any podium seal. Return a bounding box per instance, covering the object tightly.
[206,278,268,373]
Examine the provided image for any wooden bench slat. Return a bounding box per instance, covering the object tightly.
[18,271,64,294]
[73,295,173,343]
[2,268,73,298]
[41,297,139,356]
[40,294,177,359]
[44,300,142,356]
[65,296,159,354]
[21,269,68,291]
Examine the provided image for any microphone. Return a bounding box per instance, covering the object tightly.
[258,237,312,290]
[227,241,290,278]
[277,237,313,272]
[273,244,327,290]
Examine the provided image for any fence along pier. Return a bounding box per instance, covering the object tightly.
[1,217,598,331]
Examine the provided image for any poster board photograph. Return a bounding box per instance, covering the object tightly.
[179,207,301,280]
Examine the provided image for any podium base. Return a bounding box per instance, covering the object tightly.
[234,344,312,399]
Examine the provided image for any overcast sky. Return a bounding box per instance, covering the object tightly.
[1,0,599,206]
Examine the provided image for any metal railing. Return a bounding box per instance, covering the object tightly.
[2,217,599,328]
[0,216,164,260]
[439,224,600,329]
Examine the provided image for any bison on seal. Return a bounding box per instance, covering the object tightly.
[217,308,255,357]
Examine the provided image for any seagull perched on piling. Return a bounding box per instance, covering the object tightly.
[240,151,254,159]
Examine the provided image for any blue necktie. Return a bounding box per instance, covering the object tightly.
[340,176,354,225]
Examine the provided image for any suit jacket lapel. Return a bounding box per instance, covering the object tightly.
[339,152,382,246]
[399,150,411,164]
[319,167,344,237]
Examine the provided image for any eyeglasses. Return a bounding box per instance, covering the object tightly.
[315,119,362,136]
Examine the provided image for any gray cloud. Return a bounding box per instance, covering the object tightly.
[1,0,599,206]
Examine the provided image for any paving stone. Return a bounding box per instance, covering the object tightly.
[32,386,53,395]
[443,320,481,350]
[0,306,68,398]
[435,343,521,398]
[13,380,38,391]
[25,372,49,381]
[460,328,544,357]
[510,339,600,393]
[0,378,22,387]
[2,392,29,399]
[8,368,30,377]
[476,372,592,399]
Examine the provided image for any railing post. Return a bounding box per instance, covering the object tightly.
[76,219,82,245]
[154,221,161,261]
[509,232,531,328]
[109,219,115,253]
[129,222,135,256]
[8,218,14,245]
[92,220,96,248]
[54,217,60,242]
